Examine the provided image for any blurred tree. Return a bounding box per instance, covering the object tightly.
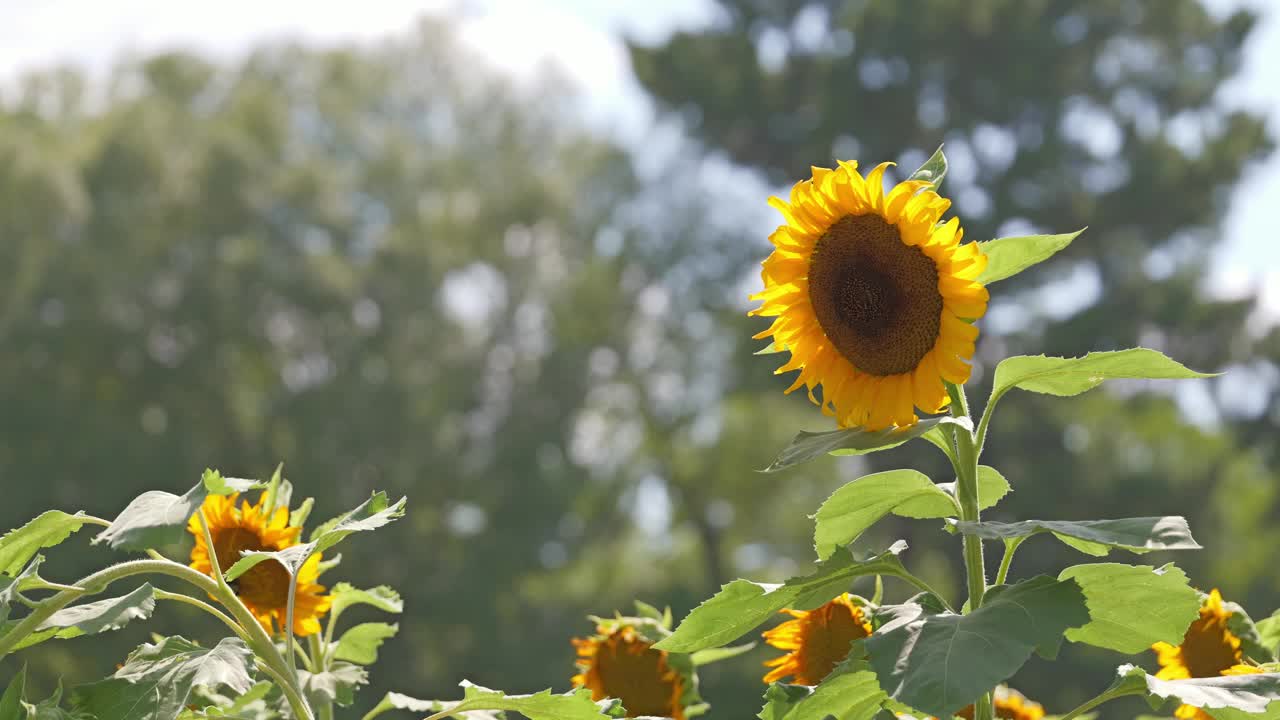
[629,0,1279,715]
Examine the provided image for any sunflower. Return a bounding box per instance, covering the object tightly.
[750,160,988,430]
[956,687,1046,720]
[1153,589,1262,720]
[572,625,686,719]
[188,492,332,637]
[762,593,873,685]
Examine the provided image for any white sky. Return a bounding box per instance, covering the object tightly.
[1,0,1277,312]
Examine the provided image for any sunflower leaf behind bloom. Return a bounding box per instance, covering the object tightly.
[1057,563,1199,654]
[764,416,970,472]
[758,655,885,720]
[1112,663,1280,719]
[655,543,908,654]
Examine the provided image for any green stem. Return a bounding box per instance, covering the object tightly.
[153,589,249,643]
[974,386,1010,456]
[946,381,991,720]
[886,570,956,613]
[256,659,314,720]
[1056,687,1141,720]
[993,537,1026,587]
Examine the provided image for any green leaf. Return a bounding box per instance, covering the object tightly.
[0,555,48,624]
[1059,563,1200,654]
[894,466,1011,519]
[225,492,406,582]
[975,230,1084,285]
[329,583,403,620]
[1113,664,1280,718]
[1,666,25,720]
[1221,597,1274,664]
[814,471,953,558]
[0,511,89,577]
[992,349,1213,400]
[907,146,947,189]
[1255,611,1280,658]
[333,622,398,665]
[71,637,253,720]
[360,692,506,720]
[866,576,1089,717]
[655,542,908,653]
[452,682,619,720]
[299,662,368,708]
[756,657,885,720]
[201,469,266,496]
[289,498,315,528]
[93,483,206,551]
[954,517,1201,557]
[764,417,970,472]
[13,584,156,651]
[690,642,756,666]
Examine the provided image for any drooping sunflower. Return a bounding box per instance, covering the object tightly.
[762,593,873,685]
[188,492,332,637]
[572,625,686,719]
[750,161,988,430]
[1153,589,1262,720]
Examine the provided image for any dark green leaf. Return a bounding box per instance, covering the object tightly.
[333,622,398,665]
[655,543,908,653]
[894,466,1011,519]
[907,146,947,189]
[866,576,1089,716]
[93,483,206,551]
[300,662,367,708]
[0,511,89,577]
[954,517,1200,557]
[1059,564,1200,654]
[1,666,25,720]
[14,584,156,650]
[201,469,266,496]
[71,637,253,720]
[756,657,885,720]
[976,230,1084,285]
[814,471,951,558]
[764,417,970,472]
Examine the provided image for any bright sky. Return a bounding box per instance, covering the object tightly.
[2,0,1278,313]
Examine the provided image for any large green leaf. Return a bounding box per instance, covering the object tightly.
[975,230,1084,285]
[0,511,89,577]
[1059,563,1200,654]
[756,658,885,720]
[225,492,406,581]
[360,692,506,720]
[907,146,947,189]
[954,517,1201,557]
[1112,664,1280,719]
[764,417,970,472]
[13,584,156,651]
[449,682,620,720]
[93,484,207,552]
[71,637,254,720]
[1256,611,1280,658]
[865,577,1089,717]
[333,622,398,665]
[992,350,1212,400]
[813,471,952,559]
[655,543,908,653]
[894,466,1011,518]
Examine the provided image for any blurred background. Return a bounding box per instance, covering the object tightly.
[2,0,1279,717]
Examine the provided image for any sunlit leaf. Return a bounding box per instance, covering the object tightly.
[329,583,404,619]
[93,483,206,551]
[333,622,398,665]
[757,657,884,720]
[656,542,909,653]
[976,230,1084,285]
[893,466,1011,519]
[299,662,368,708]
[992,349,1213,400]
[954,517,1200,557]
[765,417,970,472]
[1059,563,1200,654]
[907,146,947,189]
[201,469,266,496]
[14,583,156,651]
[865,577,1089,716]
[1112,664,1280,718]
[813,471,952,559]
[0,510,89,576]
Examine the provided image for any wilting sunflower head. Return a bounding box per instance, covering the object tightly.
[1152,589,1261,720]
[572,624,686,720]
[750,160,988,430]
[762,592,873,685]
[188,492,332,637]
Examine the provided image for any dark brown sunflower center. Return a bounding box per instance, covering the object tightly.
[1181,615,1242,678]
[807,214,942,376]
[212,527,291,608]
